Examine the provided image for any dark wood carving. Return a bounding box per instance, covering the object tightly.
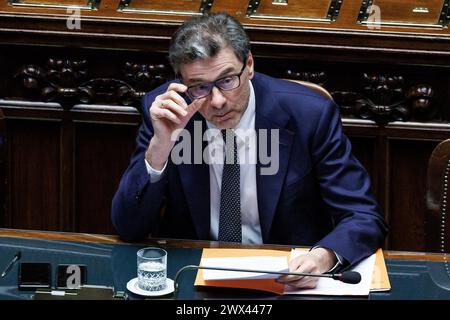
[332,74,435,126]
[123,62,168,92]
[77,78,142,107]
[284,70,436,126]
[14,59,169,110]
[285,70,327,87]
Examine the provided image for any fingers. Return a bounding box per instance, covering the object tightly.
[276,255,321,289]
[166,83,203,116]
[167,82,189,96]
[152,104,182,124]
[277,256,303,283]
[150,83,192,124]
[165,83,190,109]
[160,99,188,118]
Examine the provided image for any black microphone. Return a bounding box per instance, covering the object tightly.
[331,271,361,284]
[173,265,361,296]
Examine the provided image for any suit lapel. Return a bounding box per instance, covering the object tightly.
[254,75,294,242]
[177,115,211,240]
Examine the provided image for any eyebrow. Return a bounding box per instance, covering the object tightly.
[186,66,237,85]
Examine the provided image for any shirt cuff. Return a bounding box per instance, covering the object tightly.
[328,252,344,273]
[145,158,167,183]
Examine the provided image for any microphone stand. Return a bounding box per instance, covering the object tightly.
[173,265,360,298]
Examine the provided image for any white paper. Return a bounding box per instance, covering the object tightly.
[284,250,376,296]
[201,256,289,280]
[199,251,376,296]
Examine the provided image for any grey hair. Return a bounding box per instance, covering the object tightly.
[168,12,250,75]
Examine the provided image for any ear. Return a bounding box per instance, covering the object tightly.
[246,52,254,80]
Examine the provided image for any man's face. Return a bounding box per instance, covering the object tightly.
[179,47,254,129]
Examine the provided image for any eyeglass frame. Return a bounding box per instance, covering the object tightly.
[183,62,247,100]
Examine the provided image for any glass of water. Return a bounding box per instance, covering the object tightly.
[137,247,167,291]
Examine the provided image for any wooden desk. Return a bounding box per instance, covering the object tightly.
[0,228,447,262]
[1,228,450,301]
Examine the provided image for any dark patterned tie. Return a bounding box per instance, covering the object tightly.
[218,129,242,242]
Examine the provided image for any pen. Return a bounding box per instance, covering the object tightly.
[1,251,21,278]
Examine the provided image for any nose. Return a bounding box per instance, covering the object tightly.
[209,86,227,109]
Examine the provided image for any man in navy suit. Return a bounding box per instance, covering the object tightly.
[112,12,388,289]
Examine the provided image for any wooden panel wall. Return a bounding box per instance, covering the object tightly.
[388,140,438,251]
[75,122,138,234]
[0,101,141,235]
[8,120,60,230]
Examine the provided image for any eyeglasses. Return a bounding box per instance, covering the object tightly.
[186,63,246,100]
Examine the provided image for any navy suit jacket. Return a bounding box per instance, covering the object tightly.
[112,72,388,266]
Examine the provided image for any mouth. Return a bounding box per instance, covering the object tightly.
[215,111,233,122]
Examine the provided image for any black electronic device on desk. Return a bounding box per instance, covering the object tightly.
[28,264,127,300]
[18,263,51,291]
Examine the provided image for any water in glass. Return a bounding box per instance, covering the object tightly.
[137,261,167,291]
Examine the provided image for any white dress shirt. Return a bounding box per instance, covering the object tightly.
[203,82,262,244]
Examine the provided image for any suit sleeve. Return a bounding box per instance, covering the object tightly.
[312,100,388,266]
[111,90,168,241]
